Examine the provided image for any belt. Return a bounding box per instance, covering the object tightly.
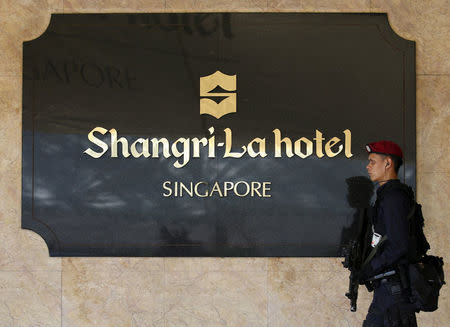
[368,270,401,289]
[381,275,401,284]
[367,269,396,282]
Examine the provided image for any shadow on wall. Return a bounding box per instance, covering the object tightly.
[339,176,374,255]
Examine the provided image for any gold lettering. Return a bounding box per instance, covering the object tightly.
[110,128,130,158]
[180,182,193,197]
[84,127,108,158]
[192,137,207,158]
[194,182,208,197]
[224,128,246,158]
[209,181,223,197]
[85,127,354,164]
[130,138,150,158]
[325,137,343,157]
[343,129,353,158]
[262,182,271,197]
[234,181,250,197]
[162,181,172,197]
[247,138,267,158]
[273,129,294,158]
[251,182,262,197]
[208,127,215,158]
[223,181,234,196]
[151,138,170,158]
[172,138,190,168]
[162,180,273,197]
[314,130,325,158]
[294,137,313,158]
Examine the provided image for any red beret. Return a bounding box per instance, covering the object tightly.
[365,140,403,159]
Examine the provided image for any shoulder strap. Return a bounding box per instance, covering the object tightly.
[407,203,417,235]
[407,203,416,219]
[361,235,388,268]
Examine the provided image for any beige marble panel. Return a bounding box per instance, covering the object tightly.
[268,257,344,272]
[432,289,450,326]
[166,0,268,12]
[371,0,450,74]
[415,296,450,327]
[268,0,370,11]
[62,258,165,327]
[0,0,63,13]
[417,172,449,217]
[64,257,164,272]
[0,220,62,271]
[0,11,52,76]
[417,75,450,174]
[417,172,450,251]
[0,7,53,41]
[63,0,165,12]
[416,311,448,327]
[416,172,450,326]
[268,268,372,326]
[165,257,267,272]
[134,0,169,12]
[0,270,61,327]
[0,76,21,181]
[0,33,22,77]
[165,270,267,326]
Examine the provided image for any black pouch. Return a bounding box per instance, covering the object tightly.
[408,255,445,312]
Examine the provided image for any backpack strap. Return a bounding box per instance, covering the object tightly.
[407,203,416,220]
[407,203,416,235]
[361,234,388,269]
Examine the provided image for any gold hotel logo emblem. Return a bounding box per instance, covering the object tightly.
[200,71,237,119]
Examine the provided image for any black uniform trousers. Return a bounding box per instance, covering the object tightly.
[363,277,417,327]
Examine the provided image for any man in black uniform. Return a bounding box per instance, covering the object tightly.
[359,140,417,327]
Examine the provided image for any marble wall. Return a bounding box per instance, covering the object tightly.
[0,1,448,326]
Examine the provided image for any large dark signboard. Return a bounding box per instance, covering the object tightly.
[22,13,415,256]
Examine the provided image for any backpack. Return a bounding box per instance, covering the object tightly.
[404,197,446,312]
[408,255,445,312]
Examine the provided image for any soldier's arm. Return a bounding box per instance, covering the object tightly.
[369,190,411,274]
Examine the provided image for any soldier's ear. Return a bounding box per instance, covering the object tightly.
[385,157,393,168]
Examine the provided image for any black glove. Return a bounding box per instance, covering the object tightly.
[356,263,375,284]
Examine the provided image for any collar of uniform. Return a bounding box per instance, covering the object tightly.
[376,179,401,198]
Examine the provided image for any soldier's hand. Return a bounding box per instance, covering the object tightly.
[356,264,375,284]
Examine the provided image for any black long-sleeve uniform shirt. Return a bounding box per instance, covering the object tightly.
[368,179,413,275]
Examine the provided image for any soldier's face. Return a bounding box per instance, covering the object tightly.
[366,153,387,183]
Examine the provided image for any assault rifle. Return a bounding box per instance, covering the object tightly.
[341,176,374,312]
[342,239,360,311]
[341,210,371,311]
